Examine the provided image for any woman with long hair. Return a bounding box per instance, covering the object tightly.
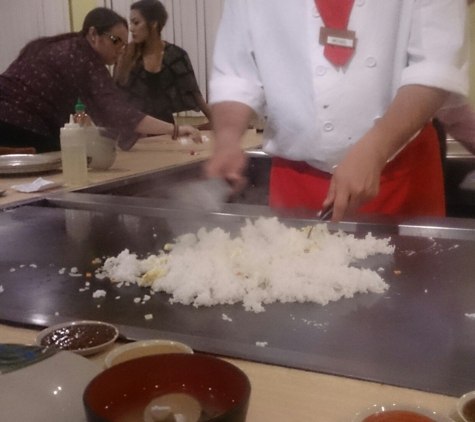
[114,0,212,130]
[0,7,201,153]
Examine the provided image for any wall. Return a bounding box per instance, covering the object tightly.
[70,0,99,32]
[0,0,70,73]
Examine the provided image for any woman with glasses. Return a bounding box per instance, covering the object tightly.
[114,0,213,132]
[0,7,201,153]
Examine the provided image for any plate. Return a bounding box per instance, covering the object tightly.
[457,390,475,422]
[36,320,119,356]
[0,154,61,175]
[105,339,193,368]
[0,348,101,422]
[352,403,452,422]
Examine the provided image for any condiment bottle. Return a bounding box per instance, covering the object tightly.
[73,98,93,127]
[60,115,88,186]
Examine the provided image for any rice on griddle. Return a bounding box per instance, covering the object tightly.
[97,217,394,313]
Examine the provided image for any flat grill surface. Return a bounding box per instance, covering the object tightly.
[1,204,475,397]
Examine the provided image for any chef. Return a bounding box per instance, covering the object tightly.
[205,0,469,222]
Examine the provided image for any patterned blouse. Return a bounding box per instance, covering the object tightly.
[117,43,202,124]
[0,36,145,151]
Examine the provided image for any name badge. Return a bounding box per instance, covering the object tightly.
[319,27,357,49]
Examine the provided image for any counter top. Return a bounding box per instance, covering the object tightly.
[0,323,460,421]
[0,130,261,209]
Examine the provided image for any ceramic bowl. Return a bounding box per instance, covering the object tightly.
[36,320,119,356]
[352,403,452,422]
[457,390,475,422]
[85,127,118,170]
[0,345,101,422]
[104,339,193,368]
[84,353,251,422]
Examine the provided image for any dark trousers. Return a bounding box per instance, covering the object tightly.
[0,120,59,153]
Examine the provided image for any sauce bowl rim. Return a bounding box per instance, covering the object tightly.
[457,390,475,422]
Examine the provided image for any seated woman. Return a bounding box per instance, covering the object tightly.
[114,0,212,131]
[0,7,201,153]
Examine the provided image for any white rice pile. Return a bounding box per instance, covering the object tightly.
[97,217,394,313]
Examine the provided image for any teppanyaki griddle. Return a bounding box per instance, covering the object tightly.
[1,201,475,398]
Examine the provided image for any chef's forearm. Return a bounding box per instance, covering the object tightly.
[211,101,254,151]
[365,84,449,165]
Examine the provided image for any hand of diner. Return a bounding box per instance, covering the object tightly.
[178,124,202,144]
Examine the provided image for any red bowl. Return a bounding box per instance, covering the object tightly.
[83,353,251,422]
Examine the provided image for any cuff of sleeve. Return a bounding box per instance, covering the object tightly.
[400,62,469,97]
[209,76,265,114]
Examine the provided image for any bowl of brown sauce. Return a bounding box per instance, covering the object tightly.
[352,403,452,422]
[36,320,119,356]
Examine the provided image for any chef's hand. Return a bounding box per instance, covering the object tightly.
[323,138,386,223]
[204,144,248,194]
[177,125,202,144]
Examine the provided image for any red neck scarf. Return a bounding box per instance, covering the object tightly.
[314,0,356,66]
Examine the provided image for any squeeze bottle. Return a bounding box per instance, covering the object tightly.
[60,115,88,186]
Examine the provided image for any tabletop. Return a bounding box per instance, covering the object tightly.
[0,323,461,421]
[0,130,261,209]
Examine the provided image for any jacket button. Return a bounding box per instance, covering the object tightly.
[324,122,334,131]
[316,66,327,76]
[365,57,377,67]
[312,7,320,18]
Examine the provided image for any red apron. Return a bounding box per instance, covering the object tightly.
[269,123,446,217]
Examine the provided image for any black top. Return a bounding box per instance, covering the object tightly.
[117,43,203,124]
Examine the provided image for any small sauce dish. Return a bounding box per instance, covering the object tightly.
[36,320,119,356]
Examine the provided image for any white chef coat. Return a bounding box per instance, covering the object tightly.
[209,0,469,173]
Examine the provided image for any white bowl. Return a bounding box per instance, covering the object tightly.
[0,346,101,422]
[352,402,452,422]
[457,390,475,422]
[36,320,119,356]
[104,339,193,368]
[85,127,117,170]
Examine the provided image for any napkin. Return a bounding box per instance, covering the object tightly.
[11,177,63,193]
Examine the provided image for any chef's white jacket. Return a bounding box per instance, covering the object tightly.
[209,0,469,173]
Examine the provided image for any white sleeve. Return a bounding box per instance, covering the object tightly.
[401,0,469,97]
[209,0,266,114]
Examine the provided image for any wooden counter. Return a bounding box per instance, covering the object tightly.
[0,130,465,421]
[0,130,261,209]
[0,323,460,421]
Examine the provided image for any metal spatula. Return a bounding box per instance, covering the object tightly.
[307,205,333,238]
[169,177,231,212]
[316,205,333,221]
